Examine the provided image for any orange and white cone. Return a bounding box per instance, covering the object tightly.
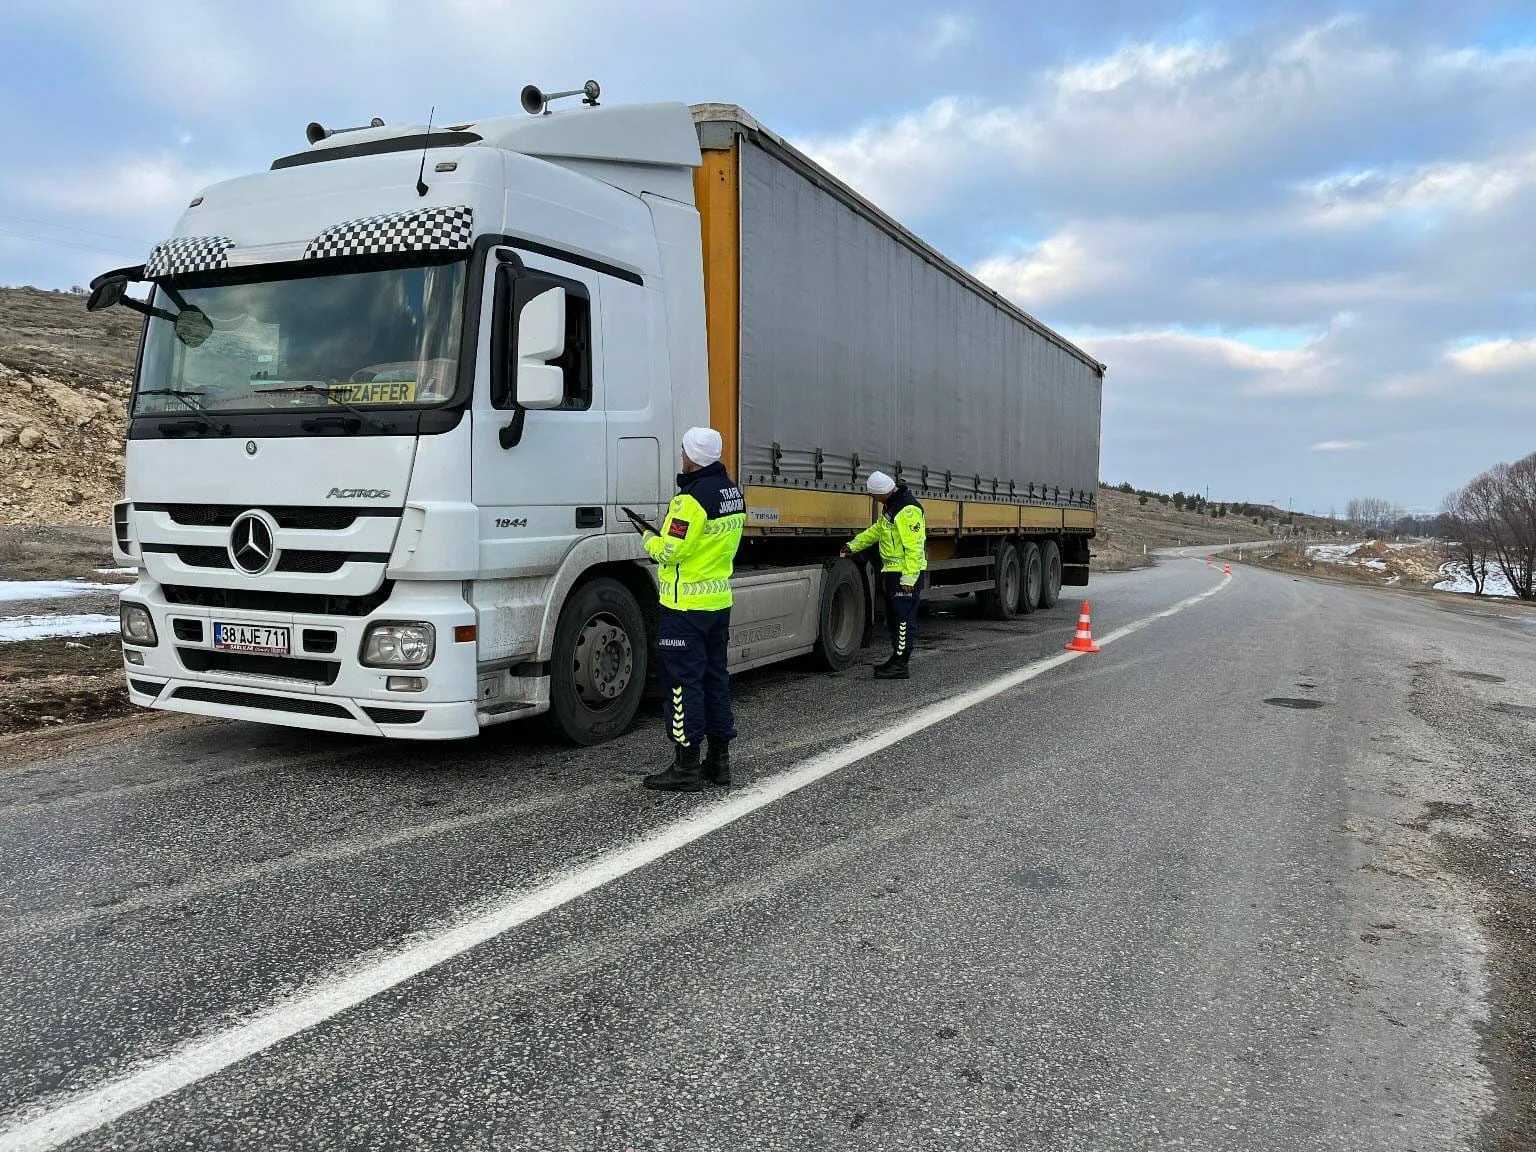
[1064,601,1101,653]
[1206,556,1213,567]
[1224,561,1232,575]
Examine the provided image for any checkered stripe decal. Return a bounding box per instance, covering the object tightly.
[303,206,474,261]
[143,236,235,278]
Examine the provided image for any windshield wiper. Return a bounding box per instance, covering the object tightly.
[137,389,230,435]
[253,384,390,433]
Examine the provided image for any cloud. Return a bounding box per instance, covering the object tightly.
[973,233,1114,307]
[1078,329,1335,398]
[18,153,239,224]
[1311,440,1369,451]
[1299,140,1536,229]
[1446,336,1536,374]
[1051,41,1231,94]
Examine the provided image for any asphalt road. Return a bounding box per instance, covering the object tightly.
[2,554,1530,1150]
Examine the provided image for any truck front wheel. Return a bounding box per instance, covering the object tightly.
[547,577,648,745]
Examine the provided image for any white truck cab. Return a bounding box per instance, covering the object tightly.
[101,100,726,742]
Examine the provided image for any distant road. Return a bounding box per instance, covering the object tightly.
[2,557,1526,1150]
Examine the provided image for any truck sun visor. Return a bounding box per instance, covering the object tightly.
[143,236,236,278]
[142,206,474,279]
[303,206,474,260]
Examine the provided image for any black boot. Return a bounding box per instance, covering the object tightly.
[702,737,731,788]
[644,743,703,792]
[874,653,910,680]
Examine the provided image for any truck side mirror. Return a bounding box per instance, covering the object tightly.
[87,274,128,313]
[515,286,566,410]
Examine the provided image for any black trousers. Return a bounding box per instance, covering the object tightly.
[657,606,735,749]
[883,572,924,658]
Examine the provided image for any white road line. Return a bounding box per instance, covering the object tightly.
[0,574,1231,1151]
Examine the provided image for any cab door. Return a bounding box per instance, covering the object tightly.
[471,248,607,576]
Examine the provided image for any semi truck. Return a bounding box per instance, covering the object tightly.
[89,90,1104,744]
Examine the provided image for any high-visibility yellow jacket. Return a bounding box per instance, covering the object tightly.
[848,488,927,584]
[644,461,745,611]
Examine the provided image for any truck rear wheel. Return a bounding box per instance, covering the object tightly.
[547,577,648,745]
[1039,539,1063,608]
[815,558,867,671]
[1017,542,1043,614]
[977,541,1020,620]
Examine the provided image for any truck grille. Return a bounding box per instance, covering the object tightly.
[162,582,394,617]
[170,686,353,719]
[361,707,425,725]
[147,545,385,574]
[146,504,382,530]
[178,648,341,685]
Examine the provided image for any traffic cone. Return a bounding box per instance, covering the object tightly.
[1223,561,1232,575]
[1206,556,1213,567]
[1064,601,1101,653]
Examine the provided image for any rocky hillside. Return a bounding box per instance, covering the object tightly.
[0,287,135,525]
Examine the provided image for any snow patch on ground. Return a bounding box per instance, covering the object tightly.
[0,614,120,643]
[1307,543,1368,563]
[0,580,123,603]
[1435,563,1517,598]
[96,567,137,575]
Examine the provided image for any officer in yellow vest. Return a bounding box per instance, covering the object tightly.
[637,427,746,791]
[841,470,927,678]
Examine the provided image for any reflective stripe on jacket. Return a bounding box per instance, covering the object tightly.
[848,487,927,583]
[644,461,745,611]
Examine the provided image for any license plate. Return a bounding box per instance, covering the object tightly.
[213,622,290,656]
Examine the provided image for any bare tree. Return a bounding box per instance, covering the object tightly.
[1346,496,1407,534]
[1440,488,1489,595]
[1455,455,1536,601]
[1492,453,1536,600]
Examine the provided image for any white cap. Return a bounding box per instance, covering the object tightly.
[682,426,723,467]
[866,470,896,496]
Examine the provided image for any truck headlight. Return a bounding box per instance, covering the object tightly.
[120,603,158,646]
[360,622,435,668]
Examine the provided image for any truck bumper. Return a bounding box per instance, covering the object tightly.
[124,679,482,740]
[119,579,483,740]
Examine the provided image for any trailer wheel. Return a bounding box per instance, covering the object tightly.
[1018,541,1043,614]
[547,577,648,745]
[1039,539,1063,608]
[977,541,1020,620]
[815,558,867,671]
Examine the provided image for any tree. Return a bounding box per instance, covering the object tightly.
[1441,488,1489,596]
[1173,491,1186,511]
[1138,494,1148,506]
[1443,454,1536,601]
[1346,496,1406,533]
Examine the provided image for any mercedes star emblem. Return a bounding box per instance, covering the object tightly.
[228,512,277,575]
[245,441,258,456]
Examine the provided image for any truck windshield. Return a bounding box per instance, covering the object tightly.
[134,259,466,416]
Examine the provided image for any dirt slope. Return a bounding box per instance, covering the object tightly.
[0,286,135,526]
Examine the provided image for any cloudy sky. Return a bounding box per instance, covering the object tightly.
[2,1,1532,513]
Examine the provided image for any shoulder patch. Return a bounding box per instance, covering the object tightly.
[908,520,921,530]
[667,518,691,539]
